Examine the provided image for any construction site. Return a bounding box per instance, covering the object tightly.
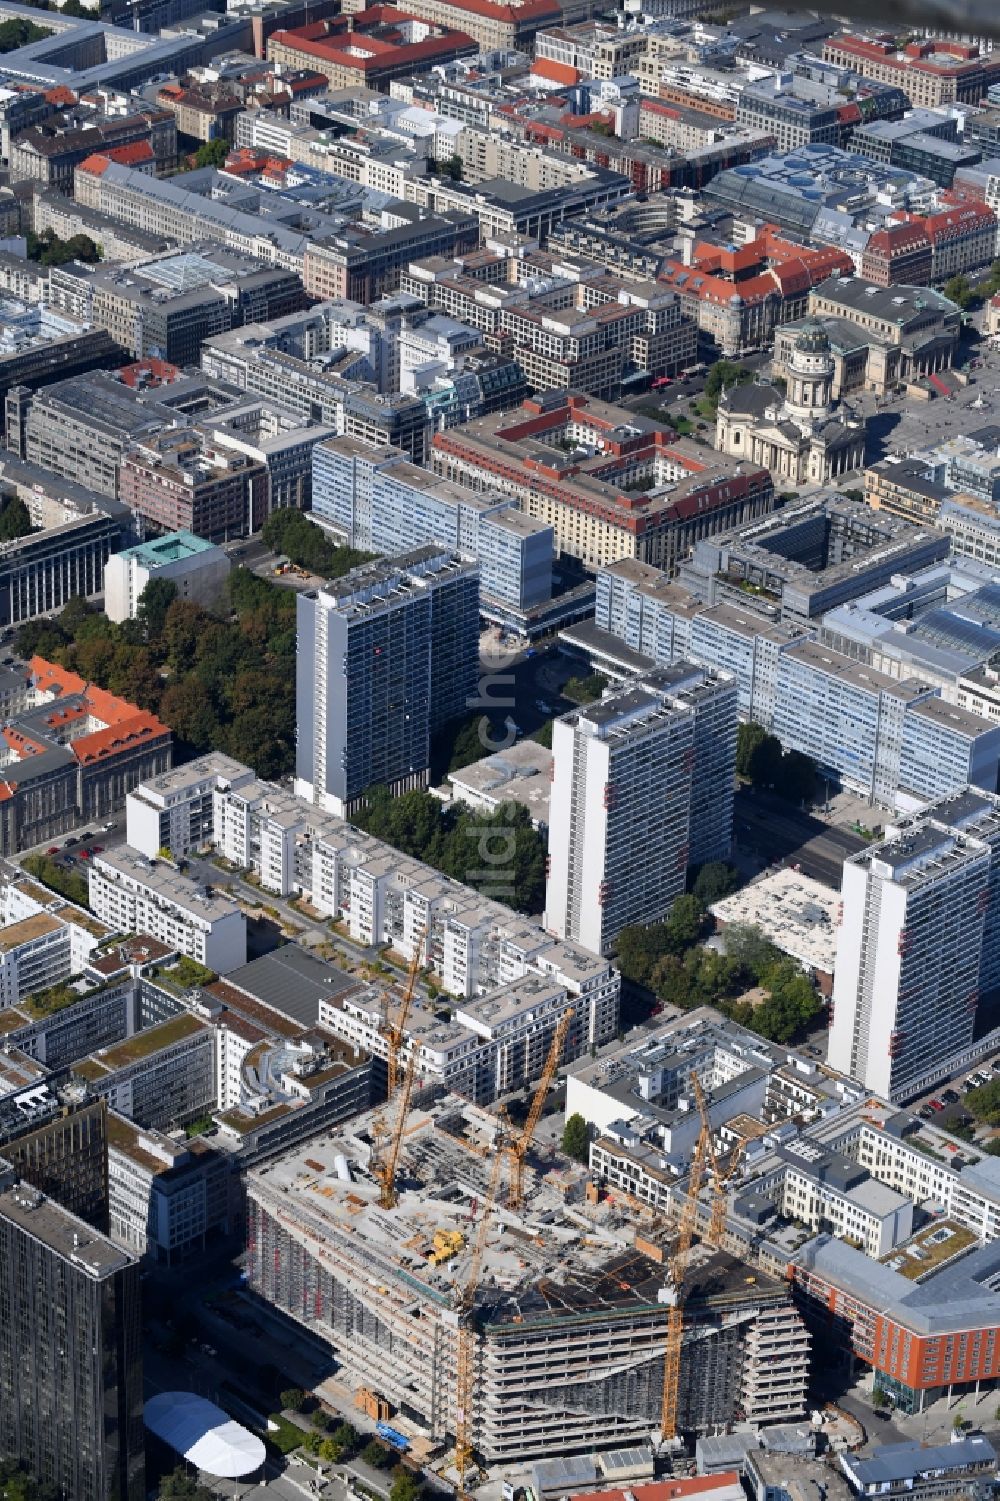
[244,1081,810,1469]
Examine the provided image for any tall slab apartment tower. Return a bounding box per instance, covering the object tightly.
[545,663,737,956]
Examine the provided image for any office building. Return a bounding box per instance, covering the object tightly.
[821,35,1000,109]
[119,429,269,542]
[846,111,979,188]
[0,1174,144,1501]
[829,824,991,1100]
[199,399,335,515]
[0,502,126,630]
[295,547,478,815]
[675,495,950,629]
[17,372,184,501]
[106,1112,231,1264]
[546,665,737,955]
[266,9,477,88]
[432,393,774,574]
[104,531,231,624]
[59,247,306,368]
[88,848,247,973]
[9,107,175,190]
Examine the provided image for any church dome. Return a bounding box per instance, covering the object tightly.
[793,319,831,355]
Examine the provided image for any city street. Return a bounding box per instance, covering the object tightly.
[733,789,868,888]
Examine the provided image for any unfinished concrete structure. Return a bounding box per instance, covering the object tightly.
[245,1095,809,1461]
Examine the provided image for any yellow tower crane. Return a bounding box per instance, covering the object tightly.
[374,1045,420,1210]
[659,1077,711,1445]
[454,1128,507,1488]
[506,1007,573,1211]
[382,931,426,1100]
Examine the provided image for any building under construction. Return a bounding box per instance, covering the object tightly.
[245,1095,809,1463]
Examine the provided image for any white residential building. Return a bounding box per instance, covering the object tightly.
[88,849,247,974]
[1,876,114,985]
[545,665,737,956]
[829,823,991,1101]
[126,753,256,860]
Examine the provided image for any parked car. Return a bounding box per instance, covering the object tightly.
[90,845,103,855]
[918,1106,935,1120]
[46,846,59,855]
[942,1089,960,1104]
[929,1099,945,1111]
[64,837,78,847]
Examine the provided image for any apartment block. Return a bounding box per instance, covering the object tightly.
[546,665,737,955]
[88,849,247,973]
[126,753,257,860]
[9,107,175,190]
[312,436,553,610]
[830,825,990,1100]
[295,548,479,816]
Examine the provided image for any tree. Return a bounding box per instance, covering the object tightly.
[664,893,705,951]
[26,228,100,266]
[311,1408,330,1431]
[736,722,767,779]
[781,749,817,806]
[136,577,178,640]
[0,496,33,542]
[871,1386,888,1409]
[390,1467,423,1501]
[0,16,50,51]
[563,673,608,705]
[748,732,784,792]
[943,274,975,311]
[159,677,221,752]
[194,138,229,169]
[157,1468,215,1500]
[561,1112,590,1163]
[361,1440,394,1470]
[966,1079,1000,1126]
[704,360,752,406]
[691,861,741,906]
[331,1421,358,1453]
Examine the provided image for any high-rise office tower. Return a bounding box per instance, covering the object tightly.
[1,1096,109,1231]
[295,547,479,816]
[0,1168,144,1501]
[829,823,990,1100]
[545,664,737,956]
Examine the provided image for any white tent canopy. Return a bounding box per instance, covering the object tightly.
[144,1392,267,1479]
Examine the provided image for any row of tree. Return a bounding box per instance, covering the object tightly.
[354,785,547,916]
[0,496,34,542]
[261,508,374,579]
[26,229,101,268]
[15,571,298,778]
[737,722,817,805]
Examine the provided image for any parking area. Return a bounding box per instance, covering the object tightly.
[910,1059,1000,1143]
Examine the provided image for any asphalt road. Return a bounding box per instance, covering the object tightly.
[734,790,867,888]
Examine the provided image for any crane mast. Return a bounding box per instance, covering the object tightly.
[507,1008,573,1210]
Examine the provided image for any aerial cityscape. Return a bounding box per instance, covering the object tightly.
[7,0,1000,1497]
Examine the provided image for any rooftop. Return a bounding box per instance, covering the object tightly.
[0,1180,131,1277]
[710,870,840,974]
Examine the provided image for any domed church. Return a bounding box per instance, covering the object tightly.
[714,321,865,487]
